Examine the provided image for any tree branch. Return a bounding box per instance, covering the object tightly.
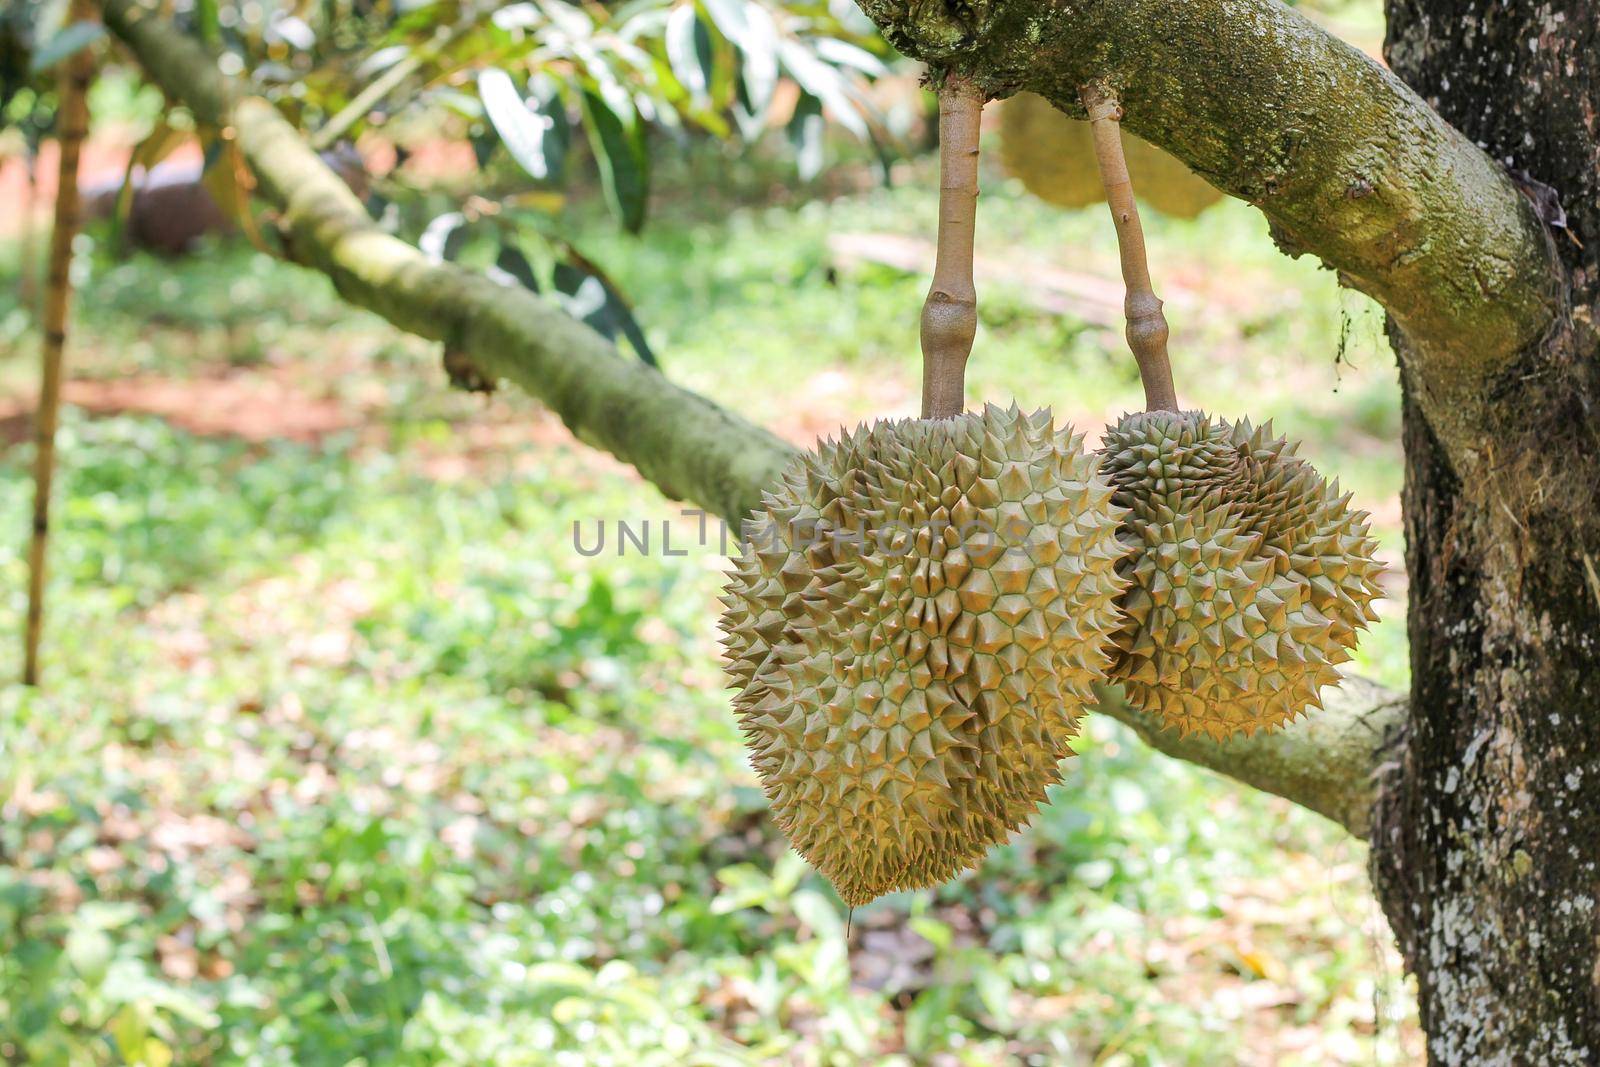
[99,0,794,529]
[856,0,1564,466]
[1094,678,1405,838]
[98,0,1402,838]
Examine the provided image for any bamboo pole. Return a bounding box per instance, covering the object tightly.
[24,0,97,686]
[18,148,40,318]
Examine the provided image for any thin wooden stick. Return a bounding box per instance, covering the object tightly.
[1081,86,1179,413]
[24,0,96,686]
[920,75,983,420]
[18,148,40,319]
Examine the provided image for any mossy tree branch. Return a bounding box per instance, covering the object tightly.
[856,0,1563,467]
[1094,678,1404,838]
[99,0,1402,839]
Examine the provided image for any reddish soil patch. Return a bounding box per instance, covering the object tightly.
[65,375,355,441]
[0,371,357,445]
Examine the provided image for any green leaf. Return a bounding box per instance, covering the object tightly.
[665,5,709,109]
[579,89,649,233]
[419,211,466,261]
[909,915,953,952]
[479,68,565,182]
[787,91,824,180]
[737,3,779,121]
[791,889,843,940]
[552,258,657,366]
[974,966,1014,1026]
[29,21,103,73]
[778,39,866,139]
[193,0,221,46]
[698,0,748,42]
[771,850,807,895]
[65,925,113,983]
[813,38,889,78]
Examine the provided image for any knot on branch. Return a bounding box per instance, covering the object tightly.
[443,348,495,394]
[856,0,996,60]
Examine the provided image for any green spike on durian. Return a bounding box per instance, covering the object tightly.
[1099,410,1387,741]
[721,404,1130,906]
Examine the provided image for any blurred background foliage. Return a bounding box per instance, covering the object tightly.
[6,0,901,360]
[1,0,1415,1063]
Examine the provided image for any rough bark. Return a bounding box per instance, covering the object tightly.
[1370,4,1600,1062]
[97,0,1403,847]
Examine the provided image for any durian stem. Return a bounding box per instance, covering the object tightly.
[920,75,983,420]
[1082,86,1179,414]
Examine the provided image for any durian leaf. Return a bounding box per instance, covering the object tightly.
[493,244,540,292]
[787,91,824,180]
[697,0,747,42]
[664,3,711,110]
[199,133,267,252]
[777,38,865,139]
[734,2,779,123]
[109,115,186,253]
[550,255,658,366]
[578,87,650,233]
[419,211,467,262]
[478,67,567,182]
[812,38,888,78]
[28,20,102,73]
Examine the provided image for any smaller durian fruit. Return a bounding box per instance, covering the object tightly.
[998,92,1225,219]
[1100,410,1385,740]
[719,404,1129,906]
[1120,135,1228,221]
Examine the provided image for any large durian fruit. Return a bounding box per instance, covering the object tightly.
[1099,410,1386,739]
[998,92,1224,219]
[719,404,1129,905]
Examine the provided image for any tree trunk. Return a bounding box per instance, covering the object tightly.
[1373,4,1600,1062]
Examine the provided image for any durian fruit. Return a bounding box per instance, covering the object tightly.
[719,404,1129,906]
[1121,135,1228,221]
[1099,410,1386,739]
[998,92,1225,219]
[997,92,1103,210]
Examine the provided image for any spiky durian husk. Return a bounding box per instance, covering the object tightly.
[1225,418,1387,649]
[997,93,1224,219]
[1100,410,1385,740]
[719,404,1129,906]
